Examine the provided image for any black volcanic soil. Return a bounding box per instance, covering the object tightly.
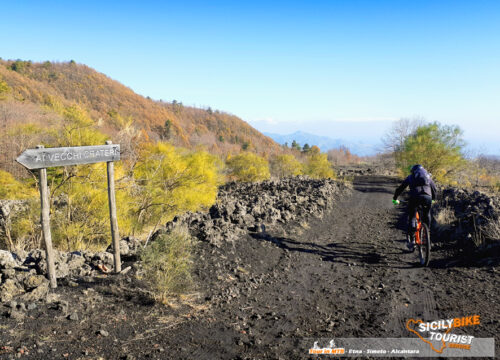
[1,176,498,359]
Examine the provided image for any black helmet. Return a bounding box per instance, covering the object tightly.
[411,164,422,174]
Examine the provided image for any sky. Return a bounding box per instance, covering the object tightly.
[1,0,499,154]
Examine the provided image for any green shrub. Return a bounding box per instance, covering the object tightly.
[140,228,193,302]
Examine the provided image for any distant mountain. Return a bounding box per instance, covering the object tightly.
[264,131,379,156]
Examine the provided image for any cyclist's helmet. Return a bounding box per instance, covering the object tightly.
[411,164,423,174]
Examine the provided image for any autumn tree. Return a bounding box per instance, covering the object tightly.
[133,142,222,232]
[0,77,10,99]
[270,154,303,178]
[327,146,361,165]
[395,122,465,183]
[226,152,270,182]
[303,152,336,179]
[382,117,426,153]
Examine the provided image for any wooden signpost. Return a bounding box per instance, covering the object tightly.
[16,142,121,288]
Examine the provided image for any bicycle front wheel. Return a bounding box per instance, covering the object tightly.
[418,223,431,266]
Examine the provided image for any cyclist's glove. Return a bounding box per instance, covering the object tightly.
[392,199,400,205]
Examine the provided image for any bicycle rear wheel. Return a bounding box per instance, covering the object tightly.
[418,223,431,266]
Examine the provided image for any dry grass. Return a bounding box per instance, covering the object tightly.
[434,207,457,226]
[139,227,193,303]
[483,217,500,241]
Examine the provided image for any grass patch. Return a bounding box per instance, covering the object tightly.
[140,227,193,303]
[435,207,456,226]
[483,217,500,242]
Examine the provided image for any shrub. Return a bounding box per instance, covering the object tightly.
[0,77,10,99]
[49,162,135,251]
[8,199,41,251]
[434,207,457,226]
[10,60,31,73]
[140,227,193,302]
[226,152,270,182]
[0,170,35,199]
[483,217,500,241]
[303,153,336,179]
[270,154,303,178]
[395,122,465,183]
[133,142,222,231]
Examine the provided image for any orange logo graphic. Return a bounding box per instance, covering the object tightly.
[406,318,451,353]
[406,315,479,353]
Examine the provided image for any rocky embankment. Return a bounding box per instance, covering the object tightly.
[336,164,398,178]
[434,186,500,254]
[155,177,350,246]
[0,237,142,316]
[0,177,350,314]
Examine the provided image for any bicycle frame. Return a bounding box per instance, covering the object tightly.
[399,201,431,266]
[415,212,422,245]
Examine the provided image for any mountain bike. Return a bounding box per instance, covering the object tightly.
[406,205,431,267]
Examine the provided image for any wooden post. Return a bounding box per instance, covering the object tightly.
[106,140,121,273]
[37,145,57,288]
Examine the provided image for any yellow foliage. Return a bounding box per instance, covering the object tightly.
[133,142,222,231]
[50,162,135,251]
[270,154,303,178]
[9,199,41,250]
[303,153,336,179]
[53,105,107,146]
[0,76,10,99]
[226,152,270,182]
[7,123,45,138]
[395,123,465,184]
[0,170,35,199]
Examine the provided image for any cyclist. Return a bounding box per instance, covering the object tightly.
[392,164,437,251]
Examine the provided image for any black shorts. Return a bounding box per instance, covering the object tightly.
[408,195,432,231]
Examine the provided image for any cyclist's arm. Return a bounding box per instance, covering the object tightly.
[393,177,410,200]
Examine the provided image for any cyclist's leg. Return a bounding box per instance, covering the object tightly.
[407,197,418,249]
[419,195,432,228]
[408,197,418,233]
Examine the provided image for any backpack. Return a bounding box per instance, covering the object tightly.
[412,167,431,187]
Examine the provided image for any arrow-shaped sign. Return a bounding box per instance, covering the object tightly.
[16,144,120,170]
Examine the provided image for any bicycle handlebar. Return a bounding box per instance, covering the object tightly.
[392,199,436,205]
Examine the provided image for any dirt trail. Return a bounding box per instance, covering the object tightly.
[148,175,499,359]
[1,176,498,359]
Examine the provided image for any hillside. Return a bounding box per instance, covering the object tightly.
[0,59,279,155]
